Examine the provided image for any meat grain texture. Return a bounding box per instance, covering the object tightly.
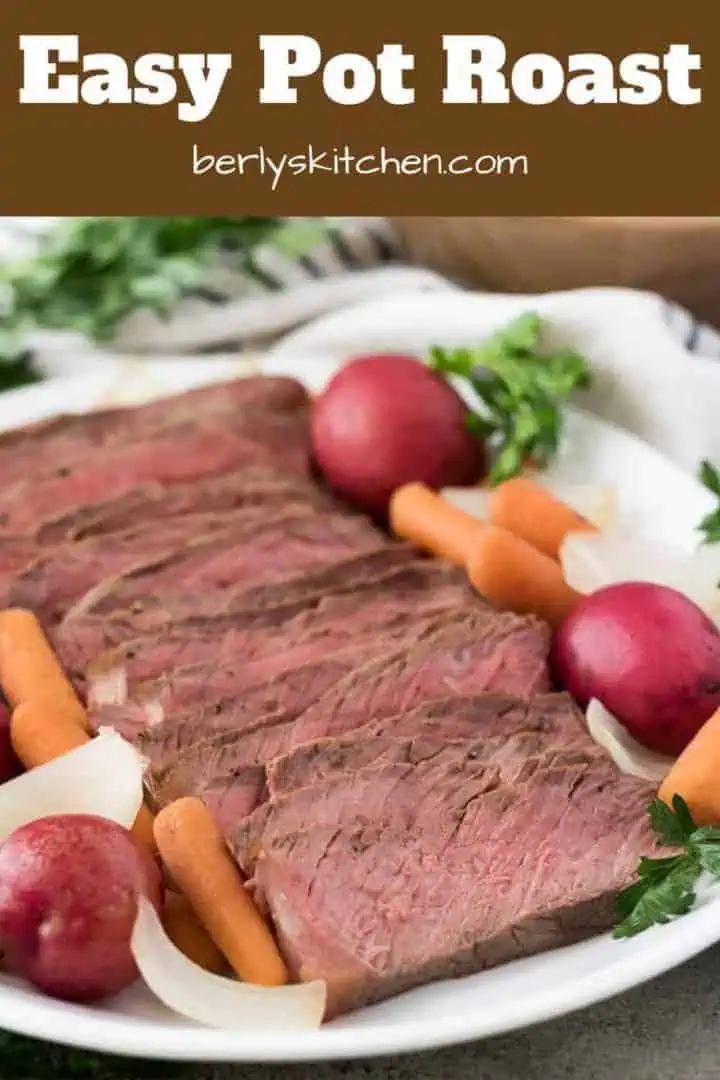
[0,374,658,1016]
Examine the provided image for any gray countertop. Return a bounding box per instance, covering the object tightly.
[199,946,720,1080]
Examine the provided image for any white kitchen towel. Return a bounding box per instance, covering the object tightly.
[266,286,720,477]
[2,216,720,475]
[2,216,720,375]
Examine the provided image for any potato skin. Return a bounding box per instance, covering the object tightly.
[552,582,720,757]
[0,814,162,1002]
[311,355,486,516]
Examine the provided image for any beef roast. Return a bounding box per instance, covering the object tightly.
[0,376,309,496]
[8,504,327,620]
[0,536,42,594]
[1,412,311,535]
[287,610,551,748]
[229,712,595,843]
[98,612,474,757]
[136,612,551,823]
[36,465,331,545]
[266,693,589,796]
[52,545,425,679]
[234,738,603,874]
[86,567,473,702]
[245,754,657,1017]
[65,510,384,620]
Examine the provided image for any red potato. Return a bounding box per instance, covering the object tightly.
[0,814,162,1003]
[0,704,22,784]
[311,354,486,516]
[552,582,720,757]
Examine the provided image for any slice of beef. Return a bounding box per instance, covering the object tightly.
[56,544,419,651]
[1,411,310,535]
[266,692,588,795]
[36,465,330,545]
[0,536,41,595]
[114,600,475,716]
[0,376,309,494]
[234,738,606,874]
[8,504,321,620]
[95,653,367,750]
[198,692,587,828]
[138,611,551,820]
[65,510,384,621]
[96,611,471,755]
[10,497,353,622]
[287,610,551,748]
[86,569,474,703]
[250,755,657,1017]
[210,720,594,839]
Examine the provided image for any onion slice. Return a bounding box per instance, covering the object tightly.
[561,530,720,621]
[586,699,674,783]
[0,728,145,842]
[131,896,326,1031]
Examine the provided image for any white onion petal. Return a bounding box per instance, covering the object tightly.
[0,729,145,842]
[561,530,720,621]
[131,897,326,1032]
[586,699,674,783]
[536,480,619,531]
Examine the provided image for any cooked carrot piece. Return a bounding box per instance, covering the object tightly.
[162,890,228,974]
[10,699,157,851]
[154,797,288,987]
[659,708,720,825]
[10,698,89,766]
[131,804,158,853]
[389,482,485,566]
[489,477,596,560]
[0,609,85,717]
[467,525,582,628]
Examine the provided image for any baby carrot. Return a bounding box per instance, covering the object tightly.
[389,483,485,566]
[162,890,228,975]
[10,698,157,851]
[488,477,596,560]
[659,708,720,826]
[130,803,158,853]
[10,698,88,766]
[154,797,289,987]
[0,609,85,719]
[467,525,582,628]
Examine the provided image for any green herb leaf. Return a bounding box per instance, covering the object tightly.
[648,795,695,845]
[697,460,720,545]
[0,217,334,366]
[636,854,685,879]
[694,842,720,878]
[614,856,699,939]
[700,460,720,497]
[614,795,720,939]
[429,314,591,485]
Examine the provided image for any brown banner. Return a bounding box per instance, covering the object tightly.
[0,0,718,214]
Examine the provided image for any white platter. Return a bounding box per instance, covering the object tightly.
[0,290,719,1063]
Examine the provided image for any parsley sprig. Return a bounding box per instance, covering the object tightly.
[429,312,592,485]
[0,216,333,367]
[697,460,720,545]
[614,794,720,938]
